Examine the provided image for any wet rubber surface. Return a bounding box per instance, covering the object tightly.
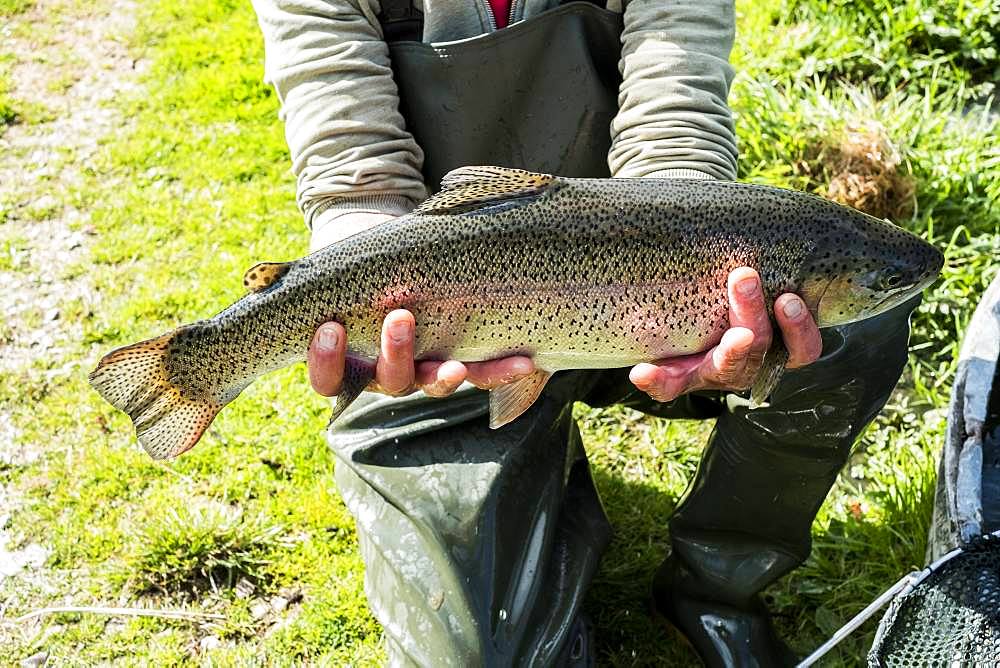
[983,385,1000,533]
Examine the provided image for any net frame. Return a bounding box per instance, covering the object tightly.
[867,531,1000,666]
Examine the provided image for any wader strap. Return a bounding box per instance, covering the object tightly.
[377,0,424,43]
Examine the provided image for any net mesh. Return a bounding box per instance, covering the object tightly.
[868,533,1000,666]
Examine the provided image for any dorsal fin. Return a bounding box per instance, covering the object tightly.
[416,166,555,215]
[243,261,291,293]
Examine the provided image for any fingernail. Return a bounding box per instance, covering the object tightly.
[317,327,338,351]
[737,277,759,296]
[629,364,652,387]
[783,298,804,319]
[389,320,411,344]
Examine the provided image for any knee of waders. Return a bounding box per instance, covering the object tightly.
[725,294,921,456]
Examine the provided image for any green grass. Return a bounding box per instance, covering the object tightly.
[0,0,32,125]
[120,501,294,594]
[733,0,1000,102]
[0,0,998,665]
[0,55,19,127]
[0,0,32,14]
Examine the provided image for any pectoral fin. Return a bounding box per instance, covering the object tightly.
[749,337,788,408]
[327,357,376,427]
[243,261,291,293]
[489,370,552,429]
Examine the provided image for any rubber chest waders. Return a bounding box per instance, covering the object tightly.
[329,7,626,665]
[385,1,622,188]
[324,4,921,665]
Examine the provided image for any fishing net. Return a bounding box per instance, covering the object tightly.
[866,268,1000,665]
[798,273,1000,668]
[866,272,1000,666]
[867,531,1000,666]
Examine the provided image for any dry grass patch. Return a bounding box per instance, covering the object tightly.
[797,120,916,220]
[823,121,917,220]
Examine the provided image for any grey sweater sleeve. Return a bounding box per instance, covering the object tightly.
[253,0,737,236]
[251,0,427,228]
[609,0,738,180]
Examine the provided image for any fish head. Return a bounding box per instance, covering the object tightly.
[801,209,943,327]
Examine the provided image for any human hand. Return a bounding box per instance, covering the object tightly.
[628,267,823,403]
[308,310,536,399]
[309,210,535,399]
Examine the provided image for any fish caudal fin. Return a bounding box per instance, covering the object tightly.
[89,332,221,459]
[489,369,552,429]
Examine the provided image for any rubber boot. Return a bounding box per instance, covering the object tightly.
[554,611,595,668]
[327,371,617,667]
[652,296,921,667]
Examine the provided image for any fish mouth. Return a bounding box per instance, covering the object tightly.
[865,276,933,317]
[885,269,940,308]
[867,291,897,316]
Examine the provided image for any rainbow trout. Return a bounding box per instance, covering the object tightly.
[90,166,943,459]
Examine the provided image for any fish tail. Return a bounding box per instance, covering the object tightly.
[89,329,221,460]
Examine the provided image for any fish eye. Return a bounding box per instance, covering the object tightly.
[879,271,904,290]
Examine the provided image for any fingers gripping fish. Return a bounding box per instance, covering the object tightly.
[89,166,944,459]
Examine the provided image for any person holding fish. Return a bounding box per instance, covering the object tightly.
[241,0,925,664]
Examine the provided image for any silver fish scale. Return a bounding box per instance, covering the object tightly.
[165,178,834,399]
[89,172,942,460]
[160,176,943,404]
